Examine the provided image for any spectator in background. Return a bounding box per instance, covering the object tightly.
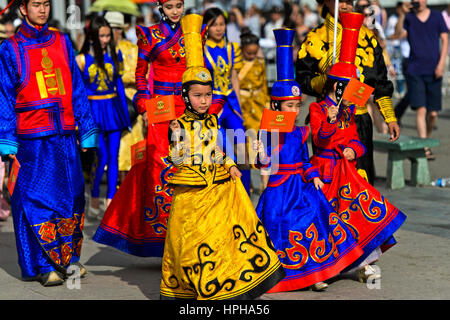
[303,4,319,29]
[294,9,310,47]
[203,0,219,12]
[386,2,410,97]
[372,0,387,30]
[395,0,448,160]
[284,1,310,62]
[386,2,411,125]
[263,5,284,62]
[227,6,245,44]
[244,4,264,38]
[356,0,395,135]
[443,4,450,95]
[0,23,5,41]
[245,0,283,13]
[3,20,15,38]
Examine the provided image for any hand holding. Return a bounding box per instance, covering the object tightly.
[313,177,324,190]
[230,166,242,182]
[343,148,356,161]
[327,105,339,123]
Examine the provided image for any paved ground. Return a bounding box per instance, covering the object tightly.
[0,95,449,301]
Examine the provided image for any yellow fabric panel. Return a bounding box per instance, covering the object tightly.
[239,58,270,133]
[160,179,282,300]
[168,113,233,187]
[118,116,145,172]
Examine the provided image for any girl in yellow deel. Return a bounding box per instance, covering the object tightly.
[238,29,270,134]
[238,29,271,193]
[159,14,285,300]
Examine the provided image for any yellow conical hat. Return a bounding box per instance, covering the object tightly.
[181,14,212,85]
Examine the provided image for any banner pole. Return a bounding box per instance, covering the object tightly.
[333,0,339,64]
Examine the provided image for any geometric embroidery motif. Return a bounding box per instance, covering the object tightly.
[39,222,57,243]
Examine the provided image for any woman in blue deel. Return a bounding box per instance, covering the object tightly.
[77,16,131,219]
[203,7,251,193]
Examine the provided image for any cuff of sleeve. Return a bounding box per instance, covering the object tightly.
[347,140,366,158]
[256,154,270,169]
[133,91,151,114]
[318,120,337,139]
[80,129,99,149]
[376,96,398,123]
[0,140,19,157]
[223,157,237,172]
[304,167,320,182]
[168,144,185,166]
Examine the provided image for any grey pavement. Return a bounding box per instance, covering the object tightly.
[1,95,450,300]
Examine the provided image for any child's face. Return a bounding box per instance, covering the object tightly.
[208,15,226,42]
[280,100,301,116]
[188,84,213,114]
[242,43,259,61]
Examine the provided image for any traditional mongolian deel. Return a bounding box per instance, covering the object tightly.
[92,4,190,257]
[309,94,406,270]
[77,50,130,133]
[0,20,99,279]
[115,36,145,173]
[78,48,131,201]
[159,14,285,300]
[204,27,250,194]
[205,38,243,116]
[297,11,397,185]
[239,56,270,133]
[255,28,362,293]
[255,126,363,292]
[161,111,285,300]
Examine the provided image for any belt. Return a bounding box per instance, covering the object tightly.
[271,162,304,175]
[240,88,262,98]
[88,93,117,100]
[153,80,183,96]
[315,147,340,160]
[355,104,368,115]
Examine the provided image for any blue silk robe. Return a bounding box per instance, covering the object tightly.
[0,20,99,279]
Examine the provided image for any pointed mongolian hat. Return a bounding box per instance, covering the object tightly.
[180,13,212,86]
[271,28,302,101]
[328,12,365,81]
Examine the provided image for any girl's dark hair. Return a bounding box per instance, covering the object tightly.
[80,16,120,77]
[203,7,228,29]
[320,77,338,101]
[240,28,259,48]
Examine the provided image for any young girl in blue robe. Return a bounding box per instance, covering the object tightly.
[254,29,363,293]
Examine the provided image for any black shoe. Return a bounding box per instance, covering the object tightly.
[68,262,87,278]
[38,271,65,287]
